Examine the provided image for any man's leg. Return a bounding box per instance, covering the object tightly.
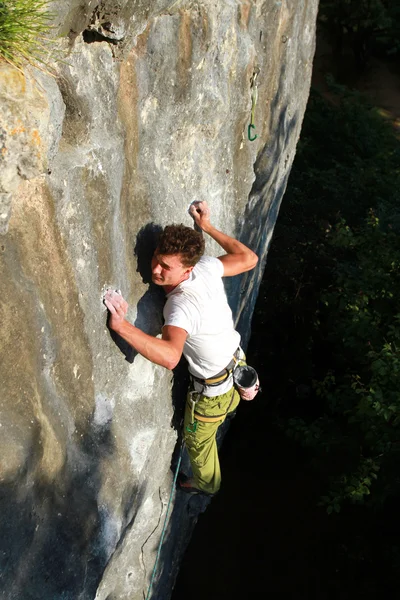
[183,387,240,495]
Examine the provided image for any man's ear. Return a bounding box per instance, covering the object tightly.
[184,266,194,278]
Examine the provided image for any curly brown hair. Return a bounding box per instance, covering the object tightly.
[157,224,205,267]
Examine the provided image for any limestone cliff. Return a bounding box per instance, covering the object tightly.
[0,1,318,598]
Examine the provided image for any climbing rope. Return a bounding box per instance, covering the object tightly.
[248,67,260,142]
[144,442,184,600]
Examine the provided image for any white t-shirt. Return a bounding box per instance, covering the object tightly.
[163,256,241,396]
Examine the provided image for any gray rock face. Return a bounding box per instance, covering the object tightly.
[0,1,318,598]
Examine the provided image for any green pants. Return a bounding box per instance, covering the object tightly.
[183,386,241,495]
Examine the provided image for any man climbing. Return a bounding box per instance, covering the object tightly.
[104,201,258,496]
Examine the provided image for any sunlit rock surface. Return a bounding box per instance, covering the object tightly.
[0,1,318,598]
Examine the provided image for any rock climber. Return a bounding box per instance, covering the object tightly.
[104,201,258,496]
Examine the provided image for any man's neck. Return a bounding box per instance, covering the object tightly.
[163,272,191,295]
[163,284,176,294]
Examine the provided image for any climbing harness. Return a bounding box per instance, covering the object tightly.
[186,385,238,431]
[191,349,240,387]
[144,442,184,600]
[248,67,260,142]
[186,349,260,431]
[193,387,237,423]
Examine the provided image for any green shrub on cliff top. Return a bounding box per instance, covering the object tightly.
[0,0,53,69]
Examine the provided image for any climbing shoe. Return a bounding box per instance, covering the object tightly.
[177,474,214,497]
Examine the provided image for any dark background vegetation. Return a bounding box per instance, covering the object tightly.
[173,1,400,598]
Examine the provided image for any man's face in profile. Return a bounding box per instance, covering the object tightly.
[151,251,193,288]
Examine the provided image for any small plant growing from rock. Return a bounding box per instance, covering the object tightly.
[0,0,54,69]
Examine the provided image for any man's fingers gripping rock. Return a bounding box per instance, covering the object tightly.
[189,201,210,220]
[104,290,128,316]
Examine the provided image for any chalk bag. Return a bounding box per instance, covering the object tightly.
[233,365,260,401]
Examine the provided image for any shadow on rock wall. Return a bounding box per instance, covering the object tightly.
[0,414,121,600]
[233,64,299,347]
[108,223,165,364]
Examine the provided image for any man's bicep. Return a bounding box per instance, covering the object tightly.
[217,253,256,277]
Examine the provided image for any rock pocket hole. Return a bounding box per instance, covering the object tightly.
[82,29,119,45]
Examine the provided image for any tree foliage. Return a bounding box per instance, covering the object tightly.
[254,80,400,517]
[318,0,400,68]
[305,212,400,511]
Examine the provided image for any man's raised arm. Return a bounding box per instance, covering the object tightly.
[189,201,258,276]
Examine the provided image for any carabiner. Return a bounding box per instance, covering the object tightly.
[248,67,260,142]
[248,123,258,141]
[186,421,198,433]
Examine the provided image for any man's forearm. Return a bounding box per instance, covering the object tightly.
[203,223,258,274]
[111,320,178,370]
[202,223,253,256]
[189,200,258,272]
